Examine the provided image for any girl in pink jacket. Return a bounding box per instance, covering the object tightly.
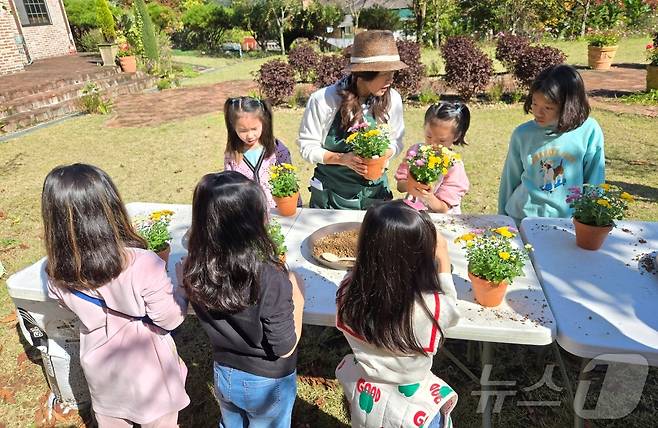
[42,163,189,427]
[223,97,301,208]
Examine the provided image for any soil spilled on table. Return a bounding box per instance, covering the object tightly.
[312,230,359,259]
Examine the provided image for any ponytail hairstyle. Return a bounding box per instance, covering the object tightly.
[41,163,147,290]
[223,97,276,163]
[183,171,284,313]
[337,72,391,131]
[337,200,444,355]
[424,101,471,146]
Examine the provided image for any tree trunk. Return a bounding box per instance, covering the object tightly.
[415,0,426,44]
[580,0,591,37]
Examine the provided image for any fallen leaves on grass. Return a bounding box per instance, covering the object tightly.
[0,387,15,403]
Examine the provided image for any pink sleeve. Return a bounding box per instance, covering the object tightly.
[395,144,419,181]
[139,253,187,331]
[435,161,470,207]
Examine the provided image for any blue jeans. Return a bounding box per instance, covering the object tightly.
[213,362,297,428]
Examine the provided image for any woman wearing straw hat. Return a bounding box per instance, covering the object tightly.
[297,30,406,210]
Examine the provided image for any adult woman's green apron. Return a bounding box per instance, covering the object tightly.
[309,113,392,210]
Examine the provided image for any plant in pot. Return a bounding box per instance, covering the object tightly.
[586,31,620,70]
[455,226,532,307]
[133,210,174,264]
[646,33,658,91]
[96,0,118,66]
[117,43,137,73]
[567,183,633,250]
[269,163,300,217]
[267,220,287,263]
[403,144,460,210]
[345,122,390,181]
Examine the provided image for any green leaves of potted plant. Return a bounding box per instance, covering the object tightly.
[345,123,390,181]
[269,163,300,217]
[133,210,174,264]
[117,43,137,73]
[403,144,460,210]
[646,33,658,91]
[586,31,620,70]
[267,220,287,263]
[567,184,634,250]
[455,227,532,307]
[96,0,118,66]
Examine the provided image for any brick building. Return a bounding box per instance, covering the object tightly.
[0,0,75,75]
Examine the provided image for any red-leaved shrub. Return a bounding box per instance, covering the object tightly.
[495,34,531,71]
[288,42,320,83]
[394,40,426,99]
[314,54,349,88]
[441,36,493,101]
[513,45,566,87]
[256,59,296,105]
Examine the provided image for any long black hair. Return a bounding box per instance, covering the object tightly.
[524,64,590,133]
[338,72,391,130]
[183,171,284,313]
[424,101,471,146]
[224,96,276,163]
[42,163,147,290]
[337,200,443,355]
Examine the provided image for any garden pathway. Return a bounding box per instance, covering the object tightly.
[104,80,257,128]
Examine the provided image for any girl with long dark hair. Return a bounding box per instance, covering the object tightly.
[336,200,460,427]
[182,171,305,427]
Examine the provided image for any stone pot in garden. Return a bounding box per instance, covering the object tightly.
[98,43,117,66]
[587,45,618,70]
[647,65,658,91]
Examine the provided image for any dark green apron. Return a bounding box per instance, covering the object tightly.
[309,113,392,210]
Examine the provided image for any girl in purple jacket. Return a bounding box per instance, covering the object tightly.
[223,97,301,208]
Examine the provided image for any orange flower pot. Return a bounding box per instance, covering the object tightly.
[119,55,137,73]
[156,244,171,267]
[362,156,386,181]
[587,45,618,70]
[468,272,508,307]
[573,218,612,251]
[273,192,299,217]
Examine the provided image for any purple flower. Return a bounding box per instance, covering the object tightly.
[568,186,582,196]
[415,159,426,166]
[408,150,417,157]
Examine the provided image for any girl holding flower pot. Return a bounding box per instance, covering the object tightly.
[395,102,471,213]
[297,30,406,210]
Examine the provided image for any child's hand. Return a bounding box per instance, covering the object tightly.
[408,180,432,199]
[435,232,451,273]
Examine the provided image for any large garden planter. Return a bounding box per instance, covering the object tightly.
[98,43,117,66]
[274,193,299,217]
[119,56,137,73]
[587,45,618,70]
[573,218,612,251]
[362,156,386,181]
[468,272,508,307]
[647,65,658,91]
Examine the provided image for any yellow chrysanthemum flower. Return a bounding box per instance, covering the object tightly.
[596,199,610,207]
[620,192,634,202]
[270,173,278,180]
[283,163,295,170]
[442,168,448,175]
[346,133,357,143]
[493,226,515,238]
[599,183,611,191]
[498,251,511,260]
[455,232,476,243]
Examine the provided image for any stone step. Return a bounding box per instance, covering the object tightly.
[1,74,156,134]
[1,71,153,119]
[0,66,121,104]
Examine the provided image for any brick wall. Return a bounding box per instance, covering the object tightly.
[20,0,75,60]
[0,0,26,75]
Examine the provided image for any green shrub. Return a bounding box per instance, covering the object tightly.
[79,29,104,52]
[134,0,159,70]
[95,0,116,42]
[79,83,112,114]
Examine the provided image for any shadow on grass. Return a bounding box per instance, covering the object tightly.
[607,180,658,202]
[292,395,350,428]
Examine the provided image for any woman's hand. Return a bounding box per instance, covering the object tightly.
[339,152,368,175]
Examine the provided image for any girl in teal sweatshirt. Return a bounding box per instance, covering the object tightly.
[498,64,605,222]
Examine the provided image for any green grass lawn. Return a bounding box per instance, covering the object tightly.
[0,104,656,427]
[421,36,652,75]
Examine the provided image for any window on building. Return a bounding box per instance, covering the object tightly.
[15,0,52,26]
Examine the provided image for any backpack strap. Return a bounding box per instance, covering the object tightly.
[68,288,163,330]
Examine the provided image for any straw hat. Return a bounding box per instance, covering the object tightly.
[347,30,408,72]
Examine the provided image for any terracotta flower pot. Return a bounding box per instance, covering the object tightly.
[273,192,299,217]
[647,65,658,91]
[468,272,508,307]
[156,244,171,267]
[587,45,618,70]
[573,218,613,251]
[279,254,287,264]
[119,56,137,73]
[362,156,386,181]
